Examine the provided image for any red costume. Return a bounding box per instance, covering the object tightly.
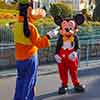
[53,14,85,94]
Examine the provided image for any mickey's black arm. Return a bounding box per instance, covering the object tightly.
[74,35,80,51]
[55,34,63,54]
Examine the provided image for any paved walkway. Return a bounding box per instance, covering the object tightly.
[0,61,100,100]
[0,60,100,78]
[36,67,100,100]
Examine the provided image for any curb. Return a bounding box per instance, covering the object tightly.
[0,71,57,79]
[0,73,16,79]
[0,61,100,79]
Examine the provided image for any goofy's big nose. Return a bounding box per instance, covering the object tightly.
[65,28,70,32]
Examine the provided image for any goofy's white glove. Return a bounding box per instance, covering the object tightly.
[68,51,77,61]
[47,27,59,38]
[54,54,62,63]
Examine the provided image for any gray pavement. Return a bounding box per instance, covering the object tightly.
[0,60,100,77]
[0,61,100,100]
[36,70,100,100]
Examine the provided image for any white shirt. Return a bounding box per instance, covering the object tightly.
[62,40,74,50]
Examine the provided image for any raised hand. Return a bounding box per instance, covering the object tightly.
[47,27,59,38]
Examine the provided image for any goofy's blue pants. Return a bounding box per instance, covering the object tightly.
[14,55,38,100]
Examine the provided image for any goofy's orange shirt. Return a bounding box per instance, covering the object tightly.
[13,16,50,60]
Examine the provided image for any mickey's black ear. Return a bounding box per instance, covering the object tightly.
[74,14,85,25]
[54,16,63,26]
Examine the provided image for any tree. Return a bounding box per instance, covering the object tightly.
[81,9,93,21]
[49,2,73,19]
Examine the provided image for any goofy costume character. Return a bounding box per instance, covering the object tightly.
[13,1,58,100]
[53,14,85,94]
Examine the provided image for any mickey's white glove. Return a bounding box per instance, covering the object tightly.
[54,54,62,63]
[47,27,59,38]
[68,51,77,61]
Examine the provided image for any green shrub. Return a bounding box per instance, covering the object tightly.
[49,2,73,18]
[0,19,17,25]
[34,16,57,36]
[0,1,17,10]
[82,21,100,27]
[34,16,100,38]
[81,9,93,21]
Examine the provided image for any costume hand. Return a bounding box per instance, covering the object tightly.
[68,51,77,61]
[54,54,62,63]
[32,8,46,18]
[47,27,59,38]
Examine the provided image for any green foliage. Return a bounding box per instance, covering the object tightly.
[49,2,73,18]
[78,21,100,38]
[86,14,93,21]
[0,9,18,14]
[81,9,87,15]
[81,9,93,21]
[18,0,29,4]
[0,1,6,8]
[0,19,16,25]
[82,21,100,27]
[34,16,57,36]
[49,3,61,17]
[0,1,17,10]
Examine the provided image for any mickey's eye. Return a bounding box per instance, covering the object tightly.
[68,20,76,30]
[69,27,72,30]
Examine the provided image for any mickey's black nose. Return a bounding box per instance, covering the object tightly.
[65,28,70,32]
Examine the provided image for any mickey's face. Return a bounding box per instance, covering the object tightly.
[60,20,77,36]
[53,14,85,36]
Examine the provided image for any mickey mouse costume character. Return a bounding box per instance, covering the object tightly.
[13,1,58,100]
[53,14,85,94]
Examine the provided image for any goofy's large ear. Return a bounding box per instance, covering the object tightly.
[74,14,85,25]
[53,16,63,26]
